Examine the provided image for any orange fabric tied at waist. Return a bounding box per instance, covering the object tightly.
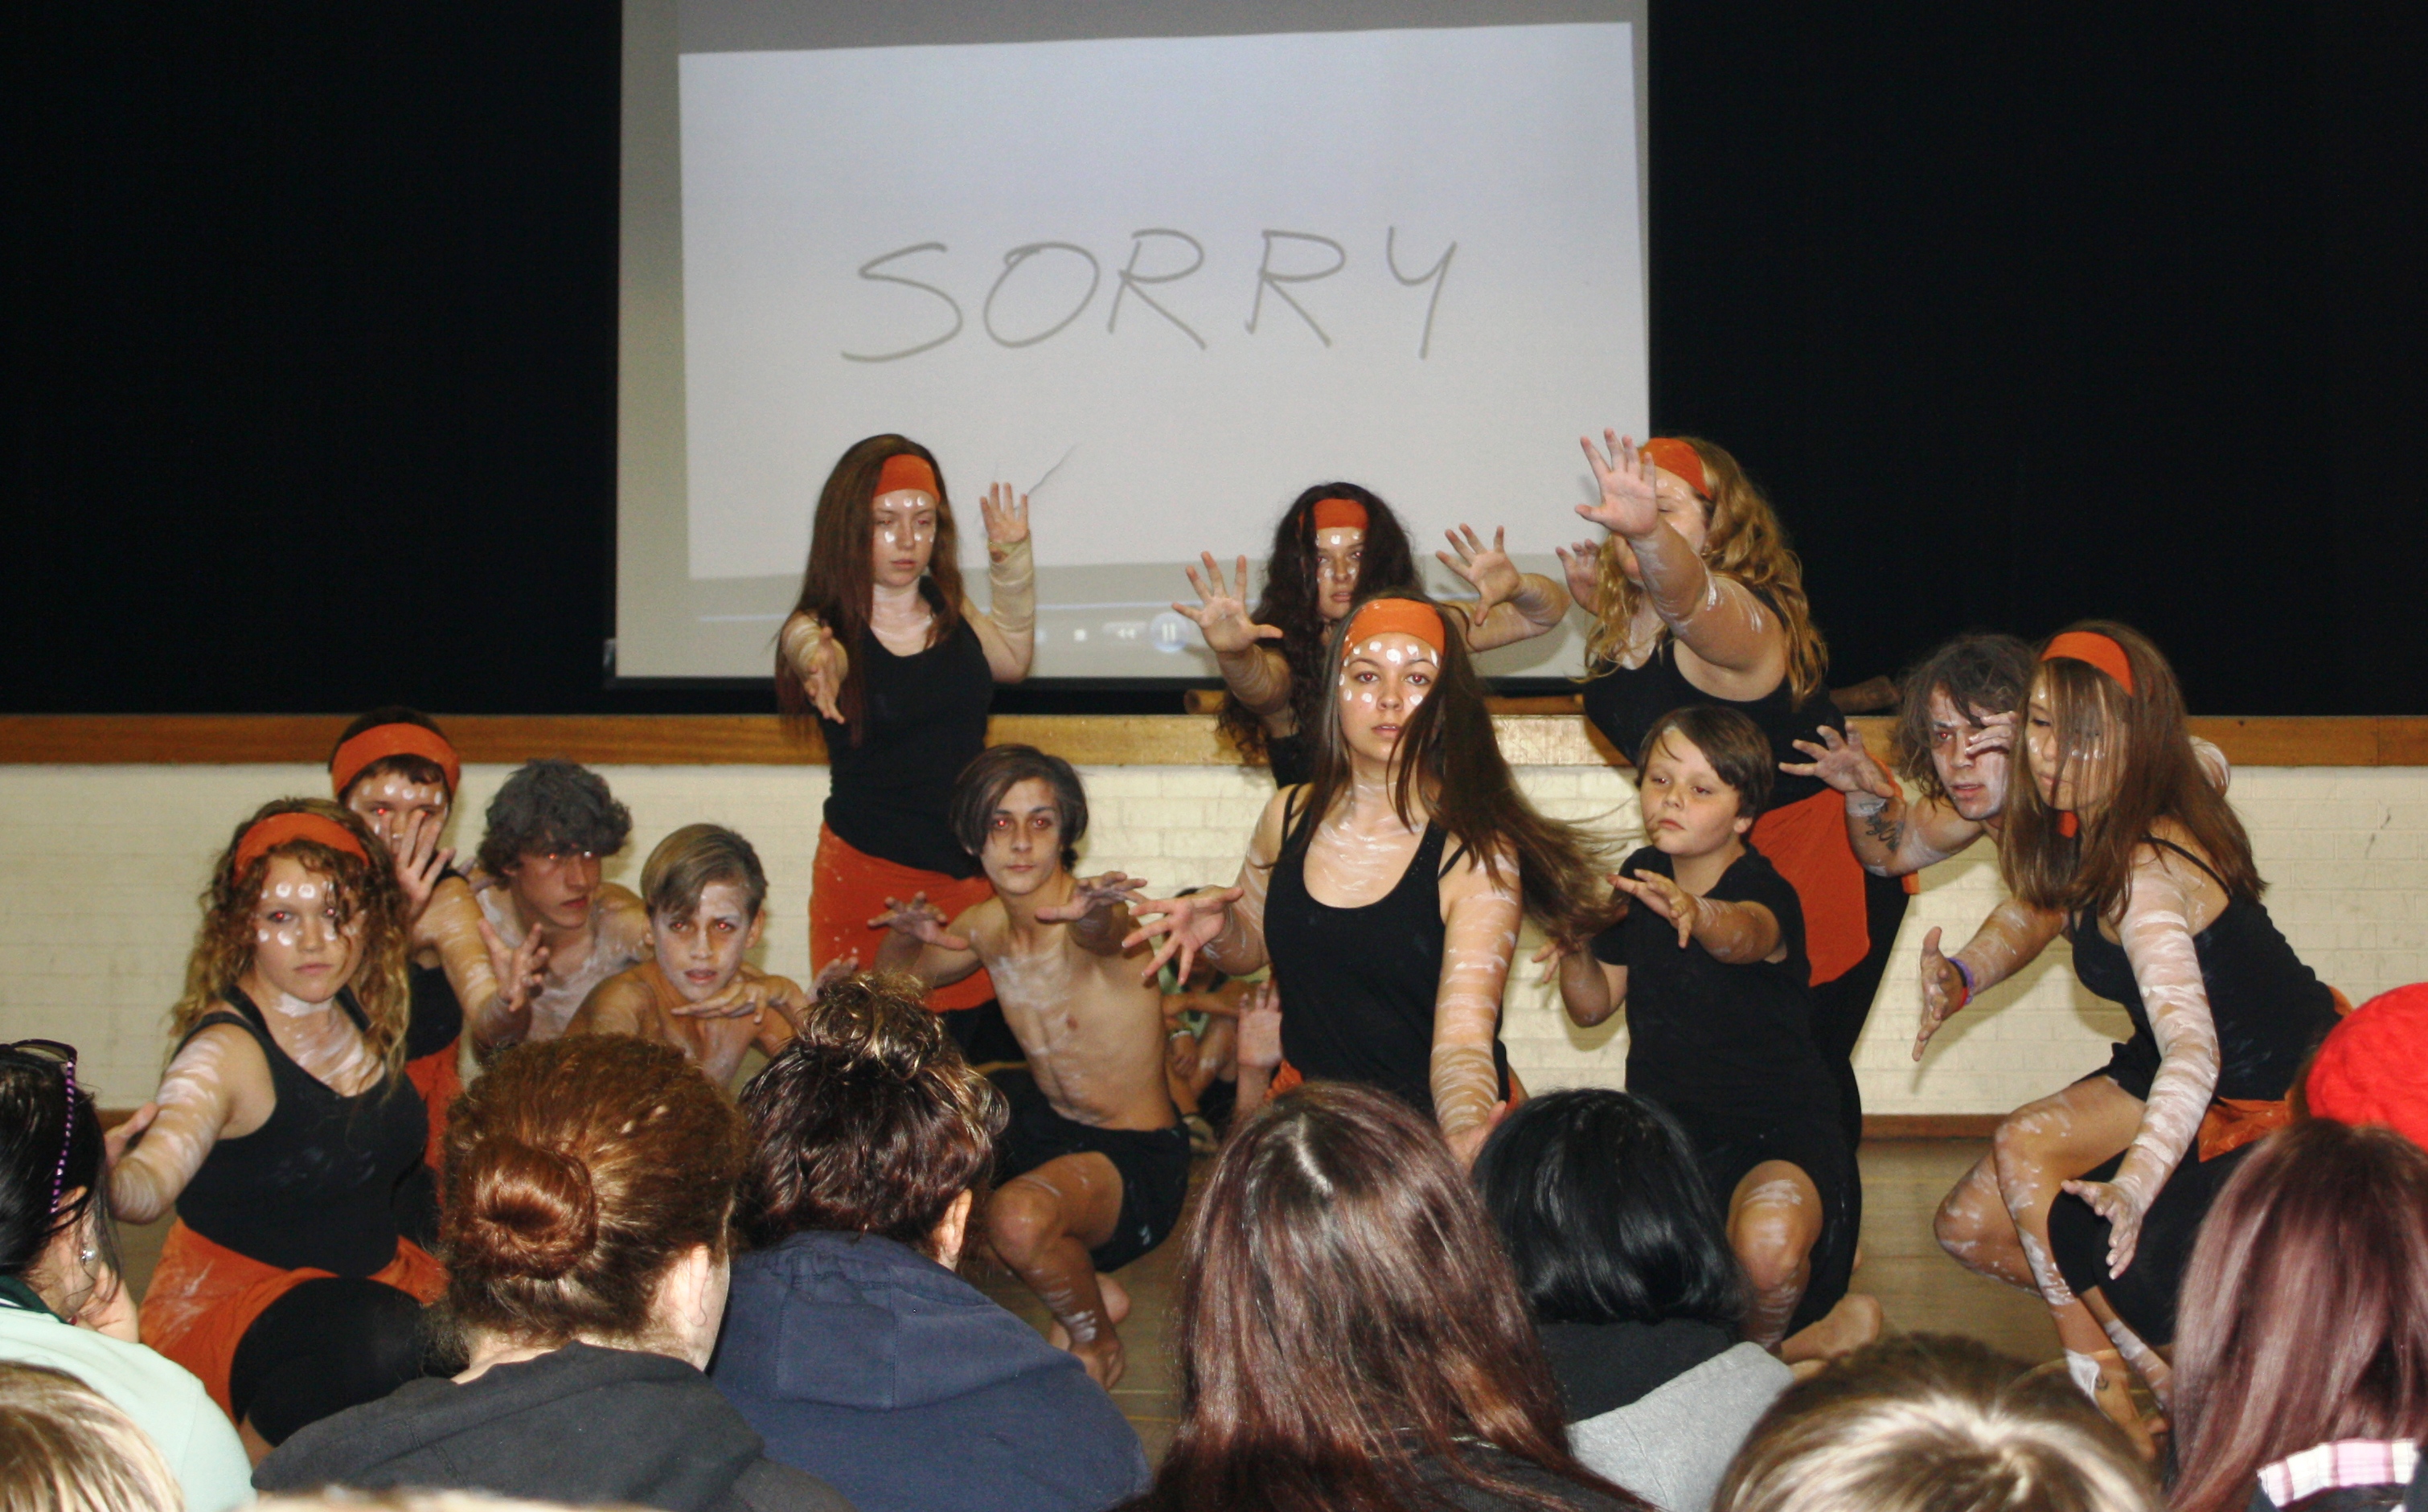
[810,825,995,1013]
[1749,786,1873,987]
[404,1042,463,1173]
[139,1220,445,1420]
[2197,1096,2295,1162]
[1267,1059,1305,1097]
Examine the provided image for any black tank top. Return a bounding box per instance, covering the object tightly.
[1581,639,1844,813]
[1263,805,1507,1118]
[2066,838,2340,1100]
[818,609,994,878]
[174,990,428,1274]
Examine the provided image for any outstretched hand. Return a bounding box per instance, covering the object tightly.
[674,973,808,1024]
[979,482,1031,546]
[1122,886,1243,985]
[388,809,454,929]
[104,1102,160,1170]
[2059,1178,2146,1277]
[1552,539,1603,616]
[869,894,970,953]
[1577,430,1662,539]
[1437,525,1521,618]
[1783,726,1900,801]
[1035,871,1149,924]
[810,955,858,998]
[1175,553,1285,656]
[1235,980,1283,1069]
[1610,868,1701,949]
[781,614,847,723]
[1914,926,1965,1061]
[479,918,550,1026]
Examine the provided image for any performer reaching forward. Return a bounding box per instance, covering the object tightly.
[777,434,1036,1028]
[1565,433,1905,1155]
[1132,592,1607,1164]
[465,759,649,1048]
[1180,483,1567,786]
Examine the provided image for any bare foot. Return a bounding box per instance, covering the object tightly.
[2083,1350,2163,1462]
[1046,1272,1133,1387]
[1777,1293,1884,1366]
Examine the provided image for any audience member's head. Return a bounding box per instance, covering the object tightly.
[1133,1083,1643,1510]
[1474,1088,1744,1333]
[2302,981,2428,1147]
[736,972,1007,1264]
[2168,1118,2428,1512]
[258,1496,599,1511]
[0,1360,183,1512]
[0,1040,121,1317]
[1716,1334,2156,1512]
[440,1036,745,1368]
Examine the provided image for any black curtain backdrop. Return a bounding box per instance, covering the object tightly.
[12,4,2424,716]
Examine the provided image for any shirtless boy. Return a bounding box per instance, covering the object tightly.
[467,758,652,1049]
[874,744,1187,1388]
[568,823,818,1090]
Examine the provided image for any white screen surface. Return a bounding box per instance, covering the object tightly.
[617,4,1648,681]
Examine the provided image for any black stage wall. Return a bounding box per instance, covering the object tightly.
[13,4,2425,715]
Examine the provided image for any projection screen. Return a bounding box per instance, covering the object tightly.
[617,0,1651,682]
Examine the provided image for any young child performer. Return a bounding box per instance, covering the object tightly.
[1131,593,1608,1165]
[1565,434,1906,1156]
[1179,483,1568,787]
[777,436,1036,1034]
[1925,625,2339,1440]
[108,800,441,1452]
[466,758,650,1048]
[329,709,547,1167]
[872,745,1187,1389]
[1540,707,1865,1350]
[568,823,819,1091]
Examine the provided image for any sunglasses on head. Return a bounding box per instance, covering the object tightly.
[4,1040,80,1218]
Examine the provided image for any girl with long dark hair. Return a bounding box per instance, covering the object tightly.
[1120,1083,1646,1512]
[777,434,1036,1022]
[1927,624,2340,1444]
[1180,483,1568,786]
[1131,591,1606,1162]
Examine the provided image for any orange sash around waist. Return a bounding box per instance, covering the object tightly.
[138,1220,445,1421]
[2197,1097,2295,1162]
[404,1040,461,1173]
[811,824,995,1012]
[1749,787,1874,987]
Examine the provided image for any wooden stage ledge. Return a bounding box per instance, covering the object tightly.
[3,711,2423,768]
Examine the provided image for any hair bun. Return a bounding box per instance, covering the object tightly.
[456,1137,598,1280]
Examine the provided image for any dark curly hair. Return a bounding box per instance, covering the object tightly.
[1889,633,2036,804]
[475,759,633,878]
[1216,482,1420,764]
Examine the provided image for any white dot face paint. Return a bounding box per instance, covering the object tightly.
[1313,527,1367,620]
[345,772,450,847]
[248,854,359,1008]
[1337,633,1438,768]
[869,488,941,589]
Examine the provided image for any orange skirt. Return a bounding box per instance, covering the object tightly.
[810,825,995,1012]
[139,1220,445,1421]
[404,1039,461,1173]
[1749,787,1878,988]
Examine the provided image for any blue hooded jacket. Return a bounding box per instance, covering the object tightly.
[709,1230,1149,1512]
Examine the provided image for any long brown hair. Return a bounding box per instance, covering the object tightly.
[2001,621,2259,923]
[1214,483,1421,764]
[2168,1120,2428,1512]
[170,798,410,1076]
[776,433,969,746]
[1125,1084,1646,1512]
[1289,590,1610,942]
[1581,437,1827,702]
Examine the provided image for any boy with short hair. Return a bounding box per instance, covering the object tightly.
[874,744,1186,1389]
[568,823,814,1089]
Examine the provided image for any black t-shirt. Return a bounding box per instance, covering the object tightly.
[818,612,994,878]
[1590,845,1835,1131]
[1580,638,1845,813]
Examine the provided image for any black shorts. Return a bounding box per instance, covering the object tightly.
[1663,1102,1859,1338]
[992,1071,1191,1272]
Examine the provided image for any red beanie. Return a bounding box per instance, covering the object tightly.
[2305,981,2428,1149]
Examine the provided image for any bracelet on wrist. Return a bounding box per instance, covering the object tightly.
[1950,955,1977,1009]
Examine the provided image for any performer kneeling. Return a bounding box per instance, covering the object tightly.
[466,759,650,1048]
[873,746,1187,1389]
[568,824,817,1091]
[1542,707,1864,1349]
[1132,593,1607,1165]
[110,801,441,1451]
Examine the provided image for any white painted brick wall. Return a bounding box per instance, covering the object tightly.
[5,762,2422,1109]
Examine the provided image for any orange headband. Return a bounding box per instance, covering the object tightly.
[235,813,368,875]
[1641,438,1712,500]
[1342,598,1447,659]
[875,453,938,498]
[1311,497,1368,532]
[330,723,461,797]
[2042,632,2135,695]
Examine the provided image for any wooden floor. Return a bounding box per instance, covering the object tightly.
[117,1138,2058,1465]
